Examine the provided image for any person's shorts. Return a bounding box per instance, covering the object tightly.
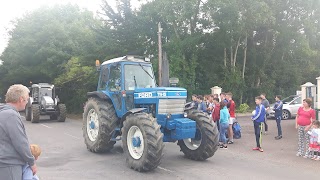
[229,117,236,125]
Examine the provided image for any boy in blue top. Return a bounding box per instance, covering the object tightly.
[273,95,283,140]
[219,101,230,149]
[251,96,266,152]
[196,95,207,112]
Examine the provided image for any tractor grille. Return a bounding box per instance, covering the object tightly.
[158,99,186,114]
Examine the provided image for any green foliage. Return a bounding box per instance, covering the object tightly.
[236,103,250,113]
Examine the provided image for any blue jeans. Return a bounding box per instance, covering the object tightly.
[219,123,229,144]
[275,115,282,136]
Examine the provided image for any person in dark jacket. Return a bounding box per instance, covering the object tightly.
[251,96,266,152]
[197,95,207,112]
[0,84,37,180]
[261,93,269,134]
[273,95,283,140]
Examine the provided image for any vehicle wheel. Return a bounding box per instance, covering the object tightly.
[57,104,67,122]
[122,113,164,172]
[83,98,117,153]
[50,114,57,120]
[178,110,219,161]
[282,110,291,120]
[25,106,31,121]
[31,104,40,123]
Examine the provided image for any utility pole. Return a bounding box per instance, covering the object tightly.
[158,22,163,86]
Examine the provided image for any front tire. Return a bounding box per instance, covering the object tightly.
[122,113,164,172]
[178,110,219,160]
[31,104,40,123]
[83,98,117,153]
[57,104,67,122]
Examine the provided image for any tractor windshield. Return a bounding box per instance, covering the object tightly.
[39,87,53,97]
[124,64,156,90]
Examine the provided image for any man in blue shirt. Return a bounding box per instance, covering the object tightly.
[273,95,283,140]
[251,96,266,152]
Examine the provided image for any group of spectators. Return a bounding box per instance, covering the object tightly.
[191,92,236,149]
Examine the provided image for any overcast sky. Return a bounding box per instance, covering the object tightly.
[0,0,145,55]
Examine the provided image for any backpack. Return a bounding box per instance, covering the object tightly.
[232,122,241,139]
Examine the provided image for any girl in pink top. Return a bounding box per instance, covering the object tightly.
[295,98,316,157]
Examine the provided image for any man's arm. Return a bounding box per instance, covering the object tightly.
[252,106,262,121]
[6,114,35,166]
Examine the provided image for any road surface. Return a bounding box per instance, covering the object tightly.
[23,115,320,180]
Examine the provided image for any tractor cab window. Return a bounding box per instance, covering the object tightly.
[108,64,121,91]
[124,64,155,90]
[99,65,109,90]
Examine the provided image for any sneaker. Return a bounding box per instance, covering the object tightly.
[252,147,260,151]
[220,145,228,149]
[227,141,234,144]
[303,154,311,158]
[296,152,302,157]
[275,135,282,140]
[258,148,264,152]
[315,157,320,161]
[311,156,317,160]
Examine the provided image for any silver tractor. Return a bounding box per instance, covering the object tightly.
[25,83,67,123]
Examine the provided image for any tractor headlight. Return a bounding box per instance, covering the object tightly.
[166,113,172,119]
[183,112,188,118]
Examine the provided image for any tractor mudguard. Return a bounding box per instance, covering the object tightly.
[121,108,146,122]
[87,91,110,100]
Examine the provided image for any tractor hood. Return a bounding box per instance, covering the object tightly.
[133,87,187,100]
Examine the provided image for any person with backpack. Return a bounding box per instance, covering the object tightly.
[274,95,283,140]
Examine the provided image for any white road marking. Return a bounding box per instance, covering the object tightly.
[40,124,52,128]
[158,166,175,173]
[64,133,81,140]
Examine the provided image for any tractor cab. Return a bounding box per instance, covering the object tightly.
[96,56,157,118]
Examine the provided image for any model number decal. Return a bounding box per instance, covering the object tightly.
[138,92,153,98]
[157,92,167,97]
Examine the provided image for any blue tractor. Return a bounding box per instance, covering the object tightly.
[82,56,219,172]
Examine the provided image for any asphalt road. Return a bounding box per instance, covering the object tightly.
[23,115,320,180]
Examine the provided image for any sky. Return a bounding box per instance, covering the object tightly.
[0,0,145,55]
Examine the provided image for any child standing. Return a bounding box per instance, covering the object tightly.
[23,144,41,180]
[251,96,266,152]
[274,95,283,140]
[219,101,230,149]
[308,121,320,160]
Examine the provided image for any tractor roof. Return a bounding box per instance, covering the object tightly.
[31,83,54,88]
[101,56,151,66]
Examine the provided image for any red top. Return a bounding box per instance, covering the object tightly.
[297,107,315,126]
[228,100,236,118]
[212,103,220,122]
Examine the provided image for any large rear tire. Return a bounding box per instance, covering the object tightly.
[83,98,117,152]
[178,110,219,160]
[31,104,40,123]
[25,106,31,121]
[57,104,67,122]
[122,113,164,172]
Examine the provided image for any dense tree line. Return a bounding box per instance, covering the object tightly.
[0,0,319,112]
